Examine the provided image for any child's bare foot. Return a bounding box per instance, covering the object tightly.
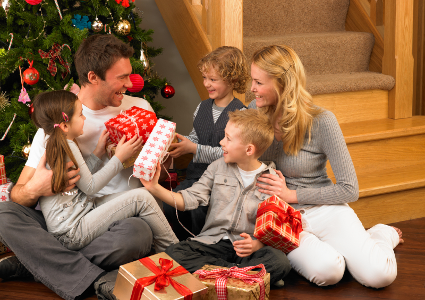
[391,226,404,244]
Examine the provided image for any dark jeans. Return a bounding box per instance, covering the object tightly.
[165,239,291,285]
[0,201,153,300]
[163,178,209,241]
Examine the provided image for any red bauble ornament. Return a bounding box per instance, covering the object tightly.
[28,103,34,117]
[161,84,175,99]
[128,74,144,93]
[23,61,39,85]
[26,0,42,5]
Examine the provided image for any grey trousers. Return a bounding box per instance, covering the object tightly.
[165,239,291,285]
[0,201,153,300]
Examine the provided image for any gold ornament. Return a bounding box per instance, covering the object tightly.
[114,19,131,36]
[140,43,151,76]
[92,17,103,32]
[22,142,32,159]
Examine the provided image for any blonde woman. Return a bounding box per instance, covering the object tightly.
[248,45,403,288]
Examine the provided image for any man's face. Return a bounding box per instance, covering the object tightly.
[95,57,133,108]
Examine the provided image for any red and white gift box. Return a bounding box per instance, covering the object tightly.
[104,107,157,145]
[1,180,13,202]
[133,119,176,181]
[0,155,7,185]
[253,195,303,254]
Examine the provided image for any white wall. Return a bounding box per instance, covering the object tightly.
[135,0,201,135]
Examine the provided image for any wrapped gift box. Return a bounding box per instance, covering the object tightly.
[193,265,270,300]
[0,242,11,255]
[113,252,207,300]
[105,107,157,145]
[253,195,302,254]
[106,141,142,169]
[133,119,176,181]
[0,155,7,185]
[0,180,13,202]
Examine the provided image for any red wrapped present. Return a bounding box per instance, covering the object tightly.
[253,195,302,254]
[0,155,7,185]
[193,264,270,300]
[0,242,11,255]
[133,119,176,181]
[160,172,178,191]
[113,252,207,300]
[104,107,157,145]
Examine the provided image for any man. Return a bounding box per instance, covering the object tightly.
[0,35,163,300]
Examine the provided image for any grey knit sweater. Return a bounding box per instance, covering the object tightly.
[248,101,359,210]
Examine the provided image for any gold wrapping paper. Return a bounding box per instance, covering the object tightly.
[193,265,270,300]
[113,252,208,300]
[106,142,142,169]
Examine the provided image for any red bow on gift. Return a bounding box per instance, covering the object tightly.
[115,0,134,8]
[38,43,70,79]
[257,204,303,234]
[130,257,193,300]
[194,264,266,300]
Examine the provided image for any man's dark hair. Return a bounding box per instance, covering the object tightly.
[74,34,134,86]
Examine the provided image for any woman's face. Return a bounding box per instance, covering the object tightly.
[250,63,279,108]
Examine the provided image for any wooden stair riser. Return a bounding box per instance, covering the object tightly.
[347,134,425,174]
[313,90,388,123]
[349,186,425,228]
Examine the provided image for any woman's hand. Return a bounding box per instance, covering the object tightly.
[233,233,265,257]
[93,130,110,159]
[169,133,197,158]
[114,134,144,163]
[256,170,298,203]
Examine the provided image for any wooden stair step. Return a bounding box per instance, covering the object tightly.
[339,116,425,144]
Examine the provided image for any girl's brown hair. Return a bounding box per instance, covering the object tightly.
[198,46,249,94]
[32,90,79,194]
[252,45,322,155]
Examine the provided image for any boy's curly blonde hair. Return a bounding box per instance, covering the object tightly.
[198,46,249,94]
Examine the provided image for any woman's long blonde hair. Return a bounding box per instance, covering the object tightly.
[252,45,321,155]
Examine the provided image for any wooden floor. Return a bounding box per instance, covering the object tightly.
[1,217,424,300]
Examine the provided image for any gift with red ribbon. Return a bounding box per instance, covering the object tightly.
[0,155,7,185]
[253,195,302,254]
[38,43,70,79]
[113,252,207,300]
[105,106,157,145]
[193,264,270,300]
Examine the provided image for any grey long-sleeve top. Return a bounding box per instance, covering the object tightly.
[39,140,123,236]
[248,102,359,210]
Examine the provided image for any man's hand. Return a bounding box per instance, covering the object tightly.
[11,152,80,207]
[169,133,197,158]
[233,233,265,257]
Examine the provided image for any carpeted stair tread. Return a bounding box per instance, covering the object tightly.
[244,0,349,36]
[306,72,395,95]
[244,31,374,75]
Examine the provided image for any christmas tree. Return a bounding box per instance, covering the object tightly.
[0,0,171,182]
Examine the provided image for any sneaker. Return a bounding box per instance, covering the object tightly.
[94,269,118,300]
[0,255,32,280]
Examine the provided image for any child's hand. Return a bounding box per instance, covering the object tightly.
[169,133,197,158]
[115,135,144,163]
[140,161,162,191]
[93,130,110,159]
[233,233,265,257]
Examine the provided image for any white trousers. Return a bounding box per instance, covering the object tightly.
[287,204,399,288]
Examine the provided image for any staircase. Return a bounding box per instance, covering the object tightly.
[155,0,425,228]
